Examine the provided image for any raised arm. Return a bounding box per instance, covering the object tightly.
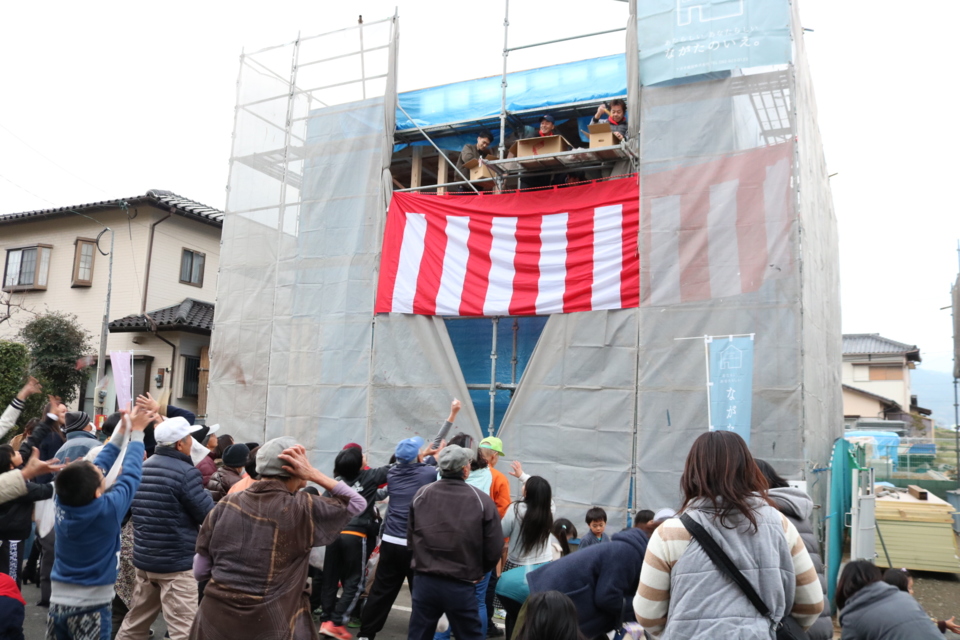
[0,376,41,440]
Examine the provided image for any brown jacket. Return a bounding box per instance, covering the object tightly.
[206,467,243,503]
[408,476,503,582]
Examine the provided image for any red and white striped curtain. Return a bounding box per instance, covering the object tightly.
[376,177,641,316]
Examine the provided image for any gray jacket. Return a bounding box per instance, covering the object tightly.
[839,581,941,639]
[664,498,797,640]
[768,487,832,640]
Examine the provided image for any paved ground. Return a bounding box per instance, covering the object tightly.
[22,579,421,639]
[21,572,960,639]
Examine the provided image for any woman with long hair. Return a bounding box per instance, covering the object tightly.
[634,430,824,639]
[495,474,556,640]
[514,591,586,640]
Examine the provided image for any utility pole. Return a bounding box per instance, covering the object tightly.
[94,227,115,411]
[955,241,960,488]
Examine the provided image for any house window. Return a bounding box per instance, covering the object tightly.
[3,244,52,291]
[869,365,903,381]
[180,249,205,287]
[182,355,200,398]
[72,238,96,287]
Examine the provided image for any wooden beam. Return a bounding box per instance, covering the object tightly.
[411,146,423,189]
[437,152,448,194]
[908,485,928,500]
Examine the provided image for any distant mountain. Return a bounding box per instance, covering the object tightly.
[911,367,957,426]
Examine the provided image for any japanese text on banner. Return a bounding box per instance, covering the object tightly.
[707,335,755,444]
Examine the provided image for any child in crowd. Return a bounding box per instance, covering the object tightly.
[0,444,54,587]
[46,407,152,640]
[577,507,609,549]
[632,510,654,533]
[551,519,577,559]
[0,572,25,640]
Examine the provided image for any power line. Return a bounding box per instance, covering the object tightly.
[0,172,59,208]
[0,123,110,196]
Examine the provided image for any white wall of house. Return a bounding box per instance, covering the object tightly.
[1,205,220,412]
[842,388,885,419]
[840,356,912,410]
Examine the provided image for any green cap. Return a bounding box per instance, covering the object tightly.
[479,436,504,456]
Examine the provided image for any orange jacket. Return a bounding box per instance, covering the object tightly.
[489,467,512,518]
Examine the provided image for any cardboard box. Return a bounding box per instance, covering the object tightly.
[588,122,615,148]
[463,157,494,181]
[508,135,571,158]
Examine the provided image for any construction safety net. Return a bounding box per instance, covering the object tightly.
[209,0,841,529]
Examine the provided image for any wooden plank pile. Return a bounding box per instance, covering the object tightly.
[874,486,960,573]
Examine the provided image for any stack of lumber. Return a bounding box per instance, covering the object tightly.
[874,486,960,573]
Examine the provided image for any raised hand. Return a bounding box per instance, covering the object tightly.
[509,460,523,479]
[20,448,65,480]
[128,405,157,432]
[18,376,42,400]
[135,392,160,414]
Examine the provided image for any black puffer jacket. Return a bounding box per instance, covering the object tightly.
[768,486,832,640]
[131,446,214,573]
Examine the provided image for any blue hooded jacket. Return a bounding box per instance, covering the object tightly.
[527,527,648,638]
[52,437,144,588]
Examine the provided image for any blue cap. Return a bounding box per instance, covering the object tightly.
[395,436,425,463]
[540,114,555,123]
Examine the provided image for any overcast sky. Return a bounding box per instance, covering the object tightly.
[1,1,957,374]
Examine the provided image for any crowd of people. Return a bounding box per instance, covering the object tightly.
[0,381,955,640]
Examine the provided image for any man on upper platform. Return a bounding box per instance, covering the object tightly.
[592,99,628,142]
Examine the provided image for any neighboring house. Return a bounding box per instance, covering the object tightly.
[0,190,222,418]
[842,333,932,436]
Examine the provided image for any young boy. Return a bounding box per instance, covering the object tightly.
[46,406,153,640]
[578,507,610,549]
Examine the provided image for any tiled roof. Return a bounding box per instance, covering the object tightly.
[109,298,215,335]
[0,189,222,227]
[842,333,920,361]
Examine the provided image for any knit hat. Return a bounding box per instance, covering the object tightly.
[256,436,298,478]
[437,444,474,474]
[222,443,250,468]
[64,411,92,434]
[395,436,424,463]
[343,442,363,451]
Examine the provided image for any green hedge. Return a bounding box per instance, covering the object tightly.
[0,340,37,440]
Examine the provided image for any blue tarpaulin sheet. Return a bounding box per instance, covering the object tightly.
[397,54,627,131]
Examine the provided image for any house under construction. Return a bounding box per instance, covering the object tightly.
[207,0,842,524]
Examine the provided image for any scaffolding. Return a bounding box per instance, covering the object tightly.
[209,0,842,526]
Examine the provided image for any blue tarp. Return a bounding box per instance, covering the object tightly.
[397,54,627,131]
[844,431,901,465]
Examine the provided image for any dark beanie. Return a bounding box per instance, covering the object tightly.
[64,411,92,433]
[222,443,250,468]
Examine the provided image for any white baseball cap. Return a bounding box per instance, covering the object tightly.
[154,417,202,445]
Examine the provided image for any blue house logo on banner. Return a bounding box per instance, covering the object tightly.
[638,0,792,86]
[707,335,755,444]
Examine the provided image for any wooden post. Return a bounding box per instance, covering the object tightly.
[437,152,448,194]
[411,146,423,189]
[198,346,209,417]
